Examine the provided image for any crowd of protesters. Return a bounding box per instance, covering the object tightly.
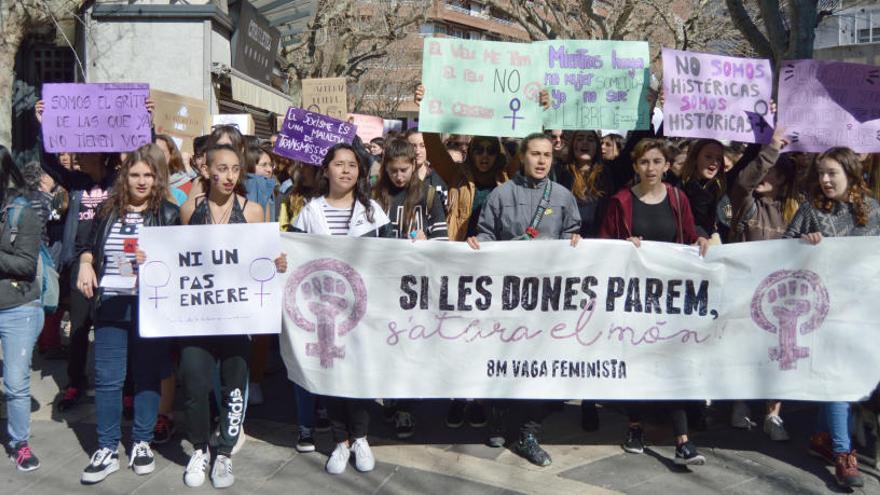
[0,79,876,491]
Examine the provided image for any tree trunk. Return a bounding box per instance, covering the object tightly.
[0,6,25,148]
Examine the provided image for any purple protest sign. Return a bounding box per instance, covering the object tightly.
[662,49,773,144]
[41,83,152,153]
[778,60,880,153]
[273,108,358,166]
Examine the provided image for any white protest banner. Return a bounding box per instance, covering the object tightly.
[279,234,880,401]
[138,223,282,337]
[662,49,774,144]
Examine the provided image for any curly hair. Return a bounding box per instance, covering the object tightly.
[316,143,375,223]
[811,147,871,227]
[101,144,169,219]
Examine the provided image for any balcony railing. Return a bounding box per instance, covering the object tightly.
[442,2,518,28]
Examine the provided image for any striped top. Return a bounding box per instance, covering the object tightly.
[102,212,143,296]
[322,202,352,236]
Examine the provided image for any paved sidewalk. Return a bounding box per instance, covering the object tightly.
[2,351,879,494]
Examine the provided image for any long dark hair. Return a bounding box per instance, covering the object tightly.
[205,144,248,197]
[373,138,423,232]
[466,136,509,178]
[681,139,726,200]
[101,144,169,219]
[316,143,375,223]
[0,145,26,208]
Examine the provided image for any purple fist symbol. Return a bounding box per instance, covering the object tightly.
[285,259,367,368]
[751,270,829,370]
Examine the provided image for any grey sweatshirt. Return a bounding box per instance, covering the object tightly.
[476,174,581,241]
[783,197,880,239]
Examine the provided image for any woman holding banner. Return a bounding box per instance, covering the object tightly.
[74,144,179,484]
[0,146,46,472]
[175,142,286,489]
[372,138,448,439]
[600,138,710,466]
[291,143,389,475]
[783,147,879,489]
[466,133,581,467]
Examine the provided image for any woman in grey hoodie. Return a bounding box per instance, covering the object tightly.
[783,146,878,489]
[467,133,580,467]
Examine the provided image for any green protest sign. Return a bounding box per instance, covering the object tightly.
[419,38,651,136]
[419,38,544,138]
[537,40,651,131]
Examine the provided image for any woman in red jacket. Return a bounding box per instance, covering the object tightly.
[600,138,709,466]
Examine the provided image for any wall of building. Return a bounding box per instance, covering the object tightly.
[814,42,880,65]
[85,19,206,99]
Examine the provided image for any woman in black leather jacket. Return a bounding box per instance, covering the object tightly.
[74,144,180,484]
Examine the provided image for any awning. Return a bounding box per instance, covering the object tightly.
[229,69,293,116]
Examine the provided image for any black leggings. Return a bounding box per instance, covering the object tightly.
[66,264,93,390]
[627,402,689,438]
[179,335,251,456]
[326,397,370,444]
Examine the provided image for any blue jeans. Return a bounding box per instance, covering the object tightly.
[294,382,316,431]
[0,303,43,448]
[817,401,851,454]
[94,296,171,449]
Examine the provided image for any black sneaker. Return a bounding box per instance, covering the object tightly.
[382,400,397,423]
[581,402,600,431]
[674,441,706,466]
[394,411,415,439]
[466,402,487,427]
[486,405,507,448]
[315,408,331,433]
[445,400,466,429]
[622,425,645,454]
[10,442,40,472]
[81,448,119,484]
[514,433,552,467]
[295,427,316,453]
[129,441,155,475]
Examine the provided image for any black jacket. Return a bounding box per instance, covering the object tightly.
[0,194,42,310]
[78,201,181,314]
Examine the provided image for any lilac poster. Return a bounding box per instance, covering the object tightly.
[41,83,152,153]
[778,60,880,153]
[663,49,773,144]
[274,108,358,166]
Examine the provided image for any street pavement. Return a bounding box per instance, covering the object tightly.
[2,347,879,494]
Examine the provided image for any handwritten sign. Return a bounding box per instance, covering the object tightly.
[419,38,543,138]
[777,59,880,152]
[540,40,650,131]
[138,223,282,338]
[662,49,773,143]
[41,83,151,153]
[150,89,209,153]
[274,107,357,166]
[280,233,880,401]
[349,113,385,143]
[301,78,348,121]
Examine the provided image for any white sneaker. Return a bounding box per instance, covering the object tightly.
[248,382,264,405]
[325,442,350,475]
[351,437,375,472]
[731,401,756,429]
[763,414,790,441]
[211,454,235,488]
[81,447,120,484]
[184,448,209,487]
[129,441,155,475]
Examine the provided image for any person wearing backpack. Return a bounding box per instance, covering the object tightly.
[0,145,45,472]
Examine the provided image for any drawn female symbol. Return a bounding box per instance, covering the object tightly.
[141,261,171,309]
[249,257,277,307]
[504,97,524,130]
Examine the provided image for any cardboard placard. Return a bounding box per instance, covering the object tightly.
[150,89,209,153]
[301,77,348,121]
